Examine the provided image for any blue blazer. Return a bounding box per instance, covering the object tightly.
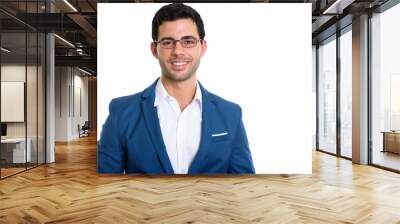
[98,79,255,174]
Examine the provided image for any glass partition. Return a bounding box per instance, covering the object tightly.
[27,31,38,170]
[38,32,45,165]
[1,31,28,177]
[0,1,46,179]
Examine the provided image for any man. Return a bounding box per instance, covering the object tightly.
[98,3,255,174]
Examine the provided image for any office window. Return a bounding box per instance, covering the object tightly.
[318,36,337,155]
[340,28,352,158]
[371,3,400,171]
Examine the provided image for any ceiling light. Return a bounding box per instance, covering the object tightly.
[54,34,75,48]
[77,67,92,76]
[323,0,355,14]
[1,47,11,53]
[63,0,78,12]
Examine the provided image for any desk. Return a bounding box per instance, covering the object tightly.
[381,131,400,154]
[1,138,31,163]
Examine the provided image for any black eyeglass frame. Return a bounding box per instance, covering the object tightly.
[154,37,203,49]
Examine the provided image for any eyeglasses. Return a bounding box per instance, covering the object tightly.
[155,37,202,49]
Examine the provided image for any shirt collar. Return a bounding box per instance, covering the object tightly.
[154,78,202,111]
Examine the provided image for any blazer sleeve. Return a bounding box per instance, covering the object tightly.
[97,100,125,173]
[228,107,256,174]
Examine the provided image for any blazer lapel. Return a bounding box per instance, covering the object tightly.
[188,84,215,174]
[141,79,174,174]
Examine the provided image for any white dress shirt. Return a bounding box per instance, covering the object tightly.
[154,79,202,174]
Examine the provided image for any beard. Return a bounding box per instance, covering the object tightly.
[159,56,201,82]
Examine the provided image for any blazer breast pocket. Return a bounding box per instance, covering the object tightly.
[211,132,230,143]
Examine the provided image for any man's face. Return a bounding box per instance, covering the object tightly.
[151,18,207,82]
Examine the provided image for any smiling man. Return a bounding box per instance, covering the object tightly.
[98,3,255,174]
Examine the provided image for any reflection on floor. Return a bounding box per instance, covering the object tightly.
[341,147,352,158]
[373,150,400,171]
[0,167,25,178]
[0,163,42,178]
[0,162,43,178]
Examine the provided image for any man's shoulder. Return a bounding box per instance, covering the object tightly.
[205,91,243,128]
[109,79,158,113]
[208,92,242,114]
[109,91,143,113]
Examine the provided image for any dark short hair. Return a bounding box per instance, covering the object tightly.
[152,3,205,41]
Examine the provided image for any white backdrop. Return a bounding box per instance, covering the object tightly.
[98,3,312,174]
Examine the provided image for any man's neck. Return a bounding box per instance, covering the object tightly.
[160,76,197,111]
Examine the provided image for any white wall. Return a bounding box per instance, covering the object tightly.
[55,67,89,141]
[72,71,89,138]
[55,66,68,141]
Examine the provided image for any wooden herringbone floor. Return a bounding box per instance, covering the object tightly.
[1,134,400,223]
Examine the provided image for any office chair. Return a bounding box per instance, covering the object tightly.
[79,121,90,138]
